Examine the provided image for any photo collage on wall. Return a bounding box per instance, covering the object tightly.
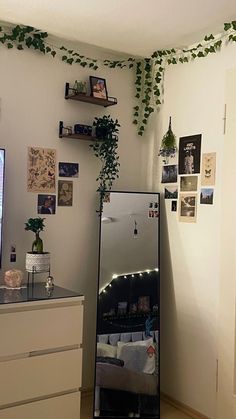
[161,133,216,222]
[27,147,79,214]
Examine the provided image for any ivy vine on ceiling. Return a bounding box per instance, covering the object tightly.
[1,21,236,136]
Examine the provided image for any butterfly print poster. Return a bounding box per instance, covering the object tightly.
[27,147,56,192]
[201,152,216,186]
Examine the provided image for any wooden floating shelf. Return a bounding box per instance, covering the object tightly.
[59,133,96,141]
[65,83,117,107]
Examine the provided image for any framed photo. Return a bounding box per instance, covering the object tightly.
[179,134,201,175]
[38,194,56,215]
[58,180,73,206]
[161,164,178,183]
[59,162,79,178]
[90,76,108,99]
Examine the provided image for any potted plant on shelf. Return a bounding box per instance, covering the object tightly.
[25,217,50,273]
[158,116,177,164]
[90,115,120,209]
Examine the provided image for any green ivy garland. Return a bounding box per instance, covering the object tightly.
[1,21,236,136]
[90,115,120,204]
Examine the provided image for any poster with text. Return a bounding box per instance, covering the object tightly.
[27,147,56,192]
[179,135,201,175]
[201,153,216,186]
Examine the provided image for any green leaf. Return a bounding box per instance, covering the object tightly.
[62,55,67,61]
[51,50,56,57]
[7,43,13,49]
[46,46,51,53]
[133,120,138,124]
[197,51,205,57]
[224,22,231,31]
[232,21,236,30]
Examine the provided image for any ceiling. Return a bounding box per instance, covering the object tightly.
[1,0,236,56]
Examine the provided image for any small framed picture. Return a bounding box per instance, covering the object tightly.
[58,180,73,206]
[90,76,108,99]
[38,194,56,214]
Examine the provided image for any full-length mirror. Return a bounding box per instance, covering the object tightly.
[94,191,160,418]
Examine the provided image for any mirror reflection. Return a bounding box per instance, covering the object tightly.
[94,192,160,418]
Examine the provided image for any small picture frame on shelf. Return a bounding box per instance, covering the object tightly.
[90,76,108,100]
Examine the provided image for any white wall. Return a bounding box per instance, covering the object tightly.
[155,43,236,418]
[0,39,153,388]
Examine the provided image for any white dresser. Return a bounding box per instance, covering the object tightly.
[0,284,84,419]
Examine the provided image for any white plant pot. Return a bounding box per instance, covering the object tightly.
[26,252,50,273]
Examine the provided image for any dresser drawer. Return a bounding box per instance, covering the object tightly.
[0,302,83,357]
[0,348,82,406]
[0,392,81,419]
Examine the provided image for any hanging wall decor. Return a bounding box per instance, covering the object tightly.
[27,147,56,193]
[164,186,178,200]
[1,22,236,135]
[58,180,73,206]
[201,153,216,186]
[178,135,202,175]
[158,117,177,163]
[161,164,178,183]
[179,193,197,223]
[200,188,214,205]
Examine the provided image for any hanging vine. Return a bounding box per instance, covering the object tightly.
[1,21,236,135]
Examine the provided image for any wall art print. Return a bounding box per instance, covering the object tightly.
[58,180,73,206]
[37,194,56,214]
[201,153,216,186]
[27,147,56,193]
[180,175,198,192]
[164,186,178,199]
[59,162,79,178]
[179,193,197,223]
[171,201,177,212]
[179,135,201,175]
[161,164,178,183]
[200,188,214,205]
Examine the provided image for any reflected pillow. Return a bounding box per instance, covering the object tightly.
[97,342,117,358]
[117,338,155,374]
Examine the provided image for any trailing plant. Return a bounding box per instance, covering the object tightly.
[25,217,45,253]
[1,21,236,135]
[158,117,177,163]
[90,115,120,203]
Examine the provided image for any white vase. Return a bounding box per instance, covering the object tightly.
[26,252,50,273]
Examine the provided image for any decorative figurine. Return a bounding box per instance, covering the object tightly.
[45,275,54,289]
